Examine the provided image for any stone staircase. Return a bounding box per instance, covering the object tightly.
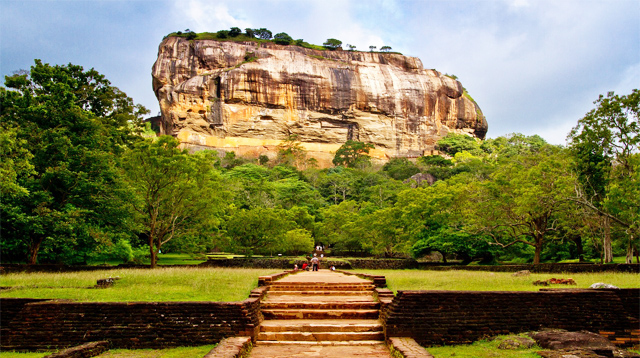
[256,272,384,345]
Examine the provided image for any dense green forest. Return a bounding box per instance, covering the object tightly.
[1,60,638,267]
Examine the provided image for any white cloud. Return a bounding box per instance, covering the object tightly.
[173,0,252,32]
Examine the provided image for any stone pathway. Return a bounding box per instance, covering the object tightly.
[248,270,394,358]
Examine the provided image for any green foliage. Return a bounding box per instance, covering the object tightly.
[121,136,229,267]
[228,27,242,37]
[273,32,293,45]
[382,158,421,180]
[0,60,148,264]
[568,89,639,263]
[323,38,343,50]
[380,45,392,52]
[332,140,375,168]
[436,133,483,156]
[254,28,272,40]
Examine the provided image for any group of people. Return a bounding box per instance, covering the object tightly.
[294,252,335,272]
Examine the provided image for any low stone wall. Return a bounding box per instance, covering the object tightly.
[3,262,638,273]
[382,289,640,346]
[1,297,263,350]
[418,263,640,273]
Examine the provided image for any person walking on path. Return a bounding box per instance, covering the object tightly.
[311,253,319,271]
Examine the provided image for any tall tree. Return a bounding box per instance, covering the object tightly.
[332,140,375,168]
[472,146,575,263]
[0,60,147,264]
[122,136,228,268]
[568,90,639,262]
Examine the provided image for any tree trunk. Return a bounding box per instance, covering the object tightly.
[626,233,634,264]
[149,236,158,268]
[572,236,584,262]
[533,234,543,264]
[28,236,44,265]
[603,216,613,263]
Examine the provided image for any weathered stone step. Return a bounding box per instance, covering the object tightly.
[267,290,373,296]
[263,295,376,304]
[257,331,384,342]
[255,340,385,346]
[269,285,375,291]
[260,319,383,333]
[262,309,380,320]
[262,301,380,310]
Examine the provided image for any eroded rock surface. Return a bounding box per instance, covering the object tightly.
[152,37,488,166]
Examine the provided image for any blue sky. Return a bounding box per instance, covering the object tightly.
[1,0,638,144]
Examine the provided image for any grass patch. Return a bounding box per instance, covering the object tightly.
[355,269,639,292]
[88,253,206,266]
[426,335,542,357]
[0,352,51,358]
[94,345,216,358]
[0,267,279,302]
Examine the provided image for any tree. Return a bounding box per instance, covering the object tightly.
[369,46,377,52]
[436,133,483,156]
[229,27,242,37]
[0,60,148,264]
[382,158,421,181]
[273,32,293,45]
[380,46,392,52]
[332,140,375,168]
[568,90,639,262]
[347,44,356,51]
[471,146,576,264]
[276,134,307,168]
[323,38,343,50]
[122,136,228,268]
[216,30,229,39]
[245,28,255,38]
[254,28,273,40]
[223,207,294,256]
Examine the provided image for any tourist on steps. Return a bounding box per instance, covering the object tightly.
[311,254,319,271]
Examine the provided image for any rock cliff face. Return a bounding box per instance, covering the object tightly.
[152,36,488,166]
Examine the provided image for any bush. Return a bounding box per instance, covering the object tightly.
[273,32,293,45]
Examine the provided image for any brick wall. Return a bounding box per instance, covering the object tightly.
[383,289,640,346]
[1,298,262,350]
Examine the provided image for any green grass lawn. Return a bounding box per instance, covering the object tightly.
[355,269,639,292]
[0,352,51,358]
[94,345,217,358]
[425,335,543,358]
[0,346,217,358]
[0,267,278,302]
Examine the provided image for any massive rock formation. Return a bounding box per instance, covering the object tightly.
[152,36,487,166]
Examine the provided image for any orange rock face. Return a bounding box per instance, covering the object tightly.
[152,37,488,166]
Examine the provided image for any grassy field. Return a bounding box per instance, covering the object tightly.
[355,269,639,292]
[425,335,543,358]
[0,267,278,302]
[0,346,216,358]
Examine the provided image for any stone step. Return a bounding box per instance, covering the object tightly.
[269,285,375,291]
[257,331,384,342]
[262,301,380,310]
[263,295,376,304]
[267,290,373,296]
[255,340,385,346]
[260,319,383,333]
[262,309,380,320]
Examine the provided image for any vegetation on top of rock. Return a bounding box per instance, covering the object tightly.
[166,28,399,54]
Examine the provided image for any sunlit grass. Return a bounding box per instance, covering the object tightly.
[355,269,639,292]
[0,352,51,358]
[426,335,542,358]
[94,345,217,358]
[0,267,279,302]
